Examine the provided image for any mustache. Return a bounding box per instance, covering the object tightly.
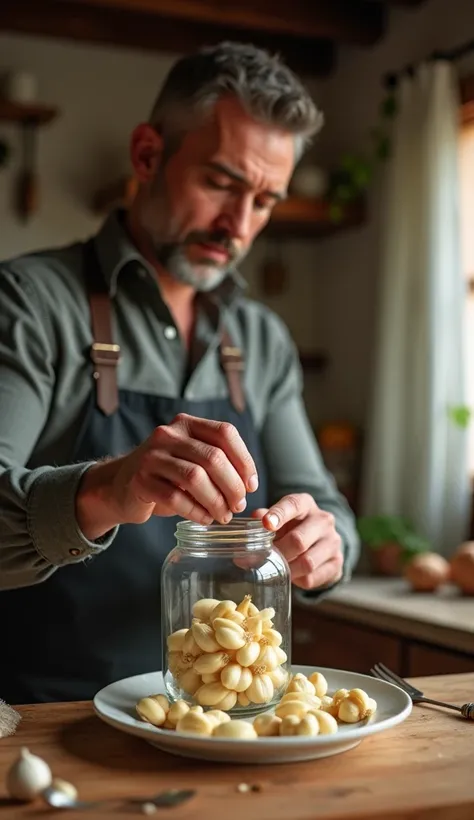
[184,230,239,259]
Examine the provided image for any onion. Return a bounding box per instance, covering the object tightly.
[450,542,474,594]
[404,552,450,592]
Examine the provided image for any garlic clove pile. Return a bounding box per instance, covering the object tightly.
[6,747,52,801]
[165,594,288,711]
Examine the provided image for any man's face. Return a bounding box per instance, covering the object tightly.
[138,97,295,291]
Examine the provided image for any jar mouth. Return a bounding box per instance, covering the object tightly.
[175,517,274,546]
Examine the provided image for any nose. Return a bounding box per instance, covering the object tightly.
[215,194,253,243]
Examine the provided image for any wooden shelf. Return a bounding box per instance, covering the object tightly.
[92,177,366,238]
[0,99,58,125]
[266,195,366,237]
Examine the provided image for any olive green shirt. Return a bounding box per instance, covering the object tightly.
[0,211,359,591]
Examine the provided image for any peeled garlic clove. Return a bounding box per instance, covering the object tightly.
[243,615,263,638]
[136,696,167,727]
[285,673,315,697]
[205,709,231,727]
[253,714,282,736]
[168,651,181,675]
[246,673,274,704]
[167,700,190,726]
[338,700,362,723]
[201,672,220,684]
[367,697,377,717]
[191,622,221,653]
[226,611,246,625]
[261,628,282,647]
[280,691,320,705]
[182,629,203,657]
[178,669,202,695]
[163,719,176,729]
[236,641,261,667]
[307,709,338,735]
[6,747,52,801]
[332,689,349,711]
[237,692,251,707]
[210,600,237,622]
[166,628,188,652]
[275,698,311,719]
[236,594,252,616]
[248,602,259,616]
[221,663,253,692]
[296,714,320,736]
[195,682,230,707]
[50,778,78,801]
[320,695,335,714]
[308,671,328,698]
[348,688,375,719]
[273,646,287,665]
[214,689,238,711]
[213,620,246,650]
[176,711,214,736]
[279,715,301,736]
[268,666,288,689]
[192,598,221,622]
[262,619,274,630]
[193,650,230,675]
[256,645,278,672]
[212,720,257,739]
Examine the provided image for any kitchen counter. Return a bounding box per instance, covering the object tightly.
[1,673,474,820]
[296,577,474,656]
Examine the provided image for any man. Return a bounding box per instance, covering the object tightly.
[0,42,359,704]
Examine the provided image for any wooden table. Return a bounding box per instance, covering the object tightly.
[1,673,473,820]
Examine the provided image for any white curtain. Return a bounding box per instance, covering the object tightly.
[361,61,471,555]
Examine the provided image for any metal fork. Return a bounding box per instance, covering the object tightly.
[371,662,474,720]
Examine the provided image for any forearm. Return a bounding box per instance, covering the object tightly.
[0,463,118,590]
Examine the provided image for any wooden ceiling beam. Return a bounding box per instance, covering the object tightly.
[0,0,336,78]
[59,0,386,45]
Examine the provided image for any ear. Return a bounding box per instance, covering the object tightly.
[130,124,163,183]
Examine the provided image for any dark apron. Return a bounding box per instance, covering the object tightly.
[0,242,268,704]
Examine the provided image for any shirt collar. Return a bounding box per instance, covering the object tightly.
[93,208,246,306]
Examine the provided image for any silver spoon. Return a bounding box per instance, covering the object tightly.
[42,785,196,811]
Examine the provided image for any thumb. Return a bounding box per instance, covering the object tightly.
[250,508,269,520]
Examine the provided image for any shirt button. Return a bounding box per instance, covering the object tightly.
[69,548,82,557]
[164,326,177,340]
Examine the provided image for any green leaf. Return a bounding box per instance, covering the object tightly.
[447,405,472,428]
[380,94,398,119]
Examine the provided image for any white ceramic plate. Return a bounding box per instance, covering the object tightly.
[93,665,412,764]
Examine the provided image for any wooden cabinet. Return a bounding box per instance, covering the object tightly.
[406,644,474,676]
[292,606,403,673]
[291,603,474,678]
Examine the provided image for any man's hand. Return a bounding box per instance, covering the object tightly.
[252,493,344,590]
[76,413,258,540]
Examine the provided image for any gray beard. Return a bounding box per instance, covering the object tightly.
[155,243,231,292]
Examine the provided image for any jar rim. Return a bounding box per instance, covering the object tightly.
[175,517,274,545]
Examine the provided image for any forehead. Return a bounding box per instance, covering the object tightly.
[173,96,295,189]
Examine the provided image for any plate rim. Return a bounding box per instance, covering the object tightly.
[93,664,413,748]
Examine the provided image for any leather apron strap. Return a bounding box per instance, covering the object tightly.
[83,240,246,415]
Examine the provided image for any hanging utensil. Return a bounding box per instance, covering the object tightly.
[17,118,38,221]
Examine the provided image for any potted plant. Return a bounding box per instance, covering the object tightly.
[357,515,431,577]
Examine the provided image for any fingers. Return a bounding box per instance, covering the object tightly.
[273,516,330,564]
[173,414,258,493]
[138,450,237,524]
[262,493,314,532]
[134,474,214,525]
[286,538,339,581]
[292,554,344,591]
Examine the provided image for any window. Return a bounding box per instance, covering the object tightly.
[459,113,474,474]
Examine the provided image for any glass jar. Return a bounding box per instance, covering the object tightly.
[161,518,291,717]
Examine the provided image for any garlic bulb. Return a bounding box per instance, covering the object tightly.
[176,711,214,736]
[221,663,253,692]
[6,747,52,801]
[136,695,169,726]
[308,672,328,698]
[236,641,261,667]
[285,673,316,697]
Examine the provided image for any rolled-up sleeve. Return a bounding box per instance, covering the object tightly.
[0,266,116,591]
[260,316,360,593]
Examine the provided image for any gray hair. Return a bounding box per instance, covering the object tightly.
[148,42,324,164]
